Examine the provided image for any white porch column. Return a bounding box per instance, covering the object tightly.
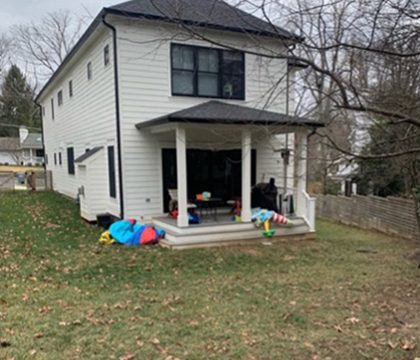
[296,131,308,217]
[241,129,252,222]
[176,125,189,227]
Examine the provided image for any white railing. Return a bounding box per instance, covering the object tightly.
[280,187,298,216]
[303,191,316,232]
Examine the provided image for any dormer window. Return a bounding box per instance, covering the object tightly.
[171,44,245,100]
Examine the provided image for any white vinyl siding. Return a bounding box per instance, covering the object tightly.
[39,28,120,217]
[115,20,290,218]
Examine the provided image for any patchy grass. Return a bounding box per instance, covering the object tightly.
[1,191,420,360]
[0,165,44,173]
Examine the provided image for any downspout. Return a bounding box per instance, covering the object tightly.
[37,103,46,170]
[102,14,125,219]
[283,55,289,194]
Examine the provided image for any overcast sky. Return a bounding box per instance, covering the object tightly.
[0,0,117,34]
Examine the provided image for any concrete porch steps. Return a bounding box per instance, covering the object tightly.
[155,217,315,250]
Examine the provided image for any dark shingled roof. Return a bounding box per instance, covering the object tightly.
[135,101,322,129]
[21,133,43,149]
[74,147,103,163]
[107,0,301,40]
[36,0,302,102]
[0,137,20,151]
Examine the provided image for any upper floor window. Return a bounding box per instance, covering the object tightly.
[69,80,73,97]
[87,62,92,80]
[104,45,110,66]
[57,90,63,106]
[51,98,55,120]
[171,44,245,100]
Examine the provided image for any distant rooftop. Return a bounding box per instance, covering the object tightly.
[21,133,43,149]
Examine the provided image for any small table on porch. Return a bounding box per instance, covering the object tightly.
[195,198,222,222]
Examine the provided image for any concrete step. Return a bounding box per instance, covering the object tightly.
[158,217,312,249]
[153,216,307,236]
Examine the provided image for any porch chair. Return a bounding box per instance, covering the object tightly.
[168,189,197,212]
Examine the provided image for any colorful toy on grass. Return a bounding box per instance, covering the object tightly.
[251,208,293,237]
[99,218,165,246]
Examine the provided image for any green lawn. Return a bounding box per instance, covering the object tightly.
[1,191,420,360]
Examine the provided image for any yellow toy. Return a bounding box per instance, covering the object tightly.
[99,231,115,245]
[263,220,276,237]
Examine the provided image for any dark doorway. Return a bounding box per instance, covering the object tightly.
[162,149,257,212]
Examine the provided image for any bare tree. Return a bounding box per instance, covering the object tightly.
[0,137,21,165]
[0,34,12,75]
[11,10,83,80]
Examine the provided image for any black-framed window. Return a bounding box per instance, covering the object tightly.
[108,146,116,198]
[171,44,245,100]
[57,90,63,106]
[69,80,73,97]
[51,98,55,120]
[59,152,62,165]
[54,153,57,165]
[104,45,110,66]
[67,147,75,175]
[87,62,92,80]
[45,154,48,165]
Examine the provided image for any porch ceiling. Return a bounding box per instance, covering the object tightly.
[135,101,323,130]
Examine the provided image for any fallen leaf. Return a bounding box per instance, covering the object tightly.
[120,353,136,360]
[29,349,37,356]
[34,333,43,339]
[150,338,160,345]
[346,317,360,324]
[387,340,398,349]
[334,325,343,333]
[401,339,416,351]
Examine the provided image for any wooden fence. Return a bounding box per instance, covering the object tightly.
[315,194,419,240]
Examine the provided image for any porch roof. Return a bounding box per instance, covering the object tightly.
[135,101,323,129]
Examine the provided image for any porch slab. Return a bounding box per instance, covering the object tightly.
[154,214,315,250]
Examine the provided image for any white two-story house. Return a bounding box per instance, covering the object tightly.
[36,0,322,248]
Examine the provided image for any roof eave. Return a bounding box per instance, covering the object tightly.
[103,7,304,42]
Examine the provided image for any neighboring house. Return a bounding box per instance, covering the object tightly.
[0,127,44,166]
[328,157,358,196]
[19,128,44,165]
[36,0,322,248]
[0,137,21,165]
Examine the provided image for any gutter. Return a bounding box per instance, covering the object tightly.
[102,14,125,219]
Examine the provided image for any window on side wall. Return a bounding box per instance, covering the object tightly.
[108,146,116,198]
[51,98,55,120]
[59,152,62,165]
[67,147,75,175]
[87,62,92,80]
[69,80,73,97]
[171,44,245,100]
[57,90,63,106]
[104,45,110,66]
[54,153,57,165]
